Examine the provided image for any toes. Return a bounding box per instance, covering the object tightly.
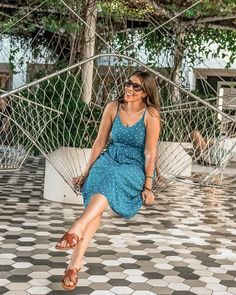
[63,277,74,286]
[57,242,62,248]
[57,240,67,248]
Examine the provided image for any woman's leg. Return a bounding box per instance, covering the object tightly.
[70,214,102,268]
[57,194,108,248]
[63,214,102,287]
[190,130,208,154]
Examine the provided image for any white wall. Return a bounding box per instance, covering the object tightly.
[189,43,236,90]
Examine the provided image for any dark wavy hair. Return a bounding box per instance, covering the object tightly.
[119,70,161,117]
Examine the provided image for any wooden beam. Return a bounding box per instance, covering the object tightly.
[0,3,66,15]
[197,23,236,31]
[198,15,236,23]
[0,3,17,9]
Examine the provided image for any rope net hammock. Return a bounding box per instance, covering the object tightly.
[0,53,235,191]
[0,94,61,170]
[0,0,235,190]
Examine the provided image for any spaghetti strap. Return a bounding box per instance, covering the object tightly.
[111,101,120,125]
[142,107,147,118]
[116,101,120,116]
[141,107,147,127]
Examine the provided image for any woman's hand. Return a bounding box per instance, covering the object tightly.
[72,172,88,188]
[141,189,155,206]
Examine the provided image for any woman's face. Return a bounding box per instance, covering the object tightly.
[124,75,147,103]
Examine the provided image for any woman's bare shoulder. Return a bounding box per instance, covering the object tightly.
[103,100,119,121]
[106,100,119,111]
[146,106,160,121]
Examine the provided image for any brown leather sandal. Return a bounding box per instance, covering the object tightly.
[61,267,80,290]
[55,232,82,250]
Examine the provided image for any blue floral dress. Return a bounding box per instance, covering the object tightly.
[82,107,146,219]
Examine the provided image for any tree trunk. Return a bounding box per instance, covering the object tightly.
[170,24,185,103]
[81,0,97,104]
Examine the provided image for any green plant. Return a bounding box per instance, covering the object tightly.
[19,73,102,155]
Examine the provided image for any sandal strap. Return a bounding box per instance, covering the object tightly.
[63,267,79,285]
[60,232,80,248]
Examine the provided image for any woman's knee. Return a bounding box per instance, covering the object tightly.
[89,193,108,207]
[191,130,201,141]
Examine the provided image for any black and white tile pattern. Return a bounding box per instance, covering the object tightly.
[0,157,236,295]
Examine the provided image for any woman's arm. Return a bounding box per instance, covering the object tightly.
[82,101,117,177]
[144,109,161,190]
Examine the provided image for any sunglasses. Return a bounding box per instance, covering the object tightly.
[124,79,143,92]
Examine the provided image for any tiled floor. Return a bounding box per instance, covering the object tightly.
[0,157,236,295]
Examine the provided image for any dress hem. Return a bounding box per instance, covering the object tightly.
[82,191,141,220]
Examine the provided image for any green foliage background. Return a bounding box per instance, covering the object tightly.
[1,0,235,150]
[20,74,102,155]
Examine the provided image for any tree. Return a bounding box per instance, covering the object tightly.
[1,0,236,91]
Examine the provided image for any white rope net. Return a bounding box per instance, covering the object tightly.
[0,53,235,191]
[0,0,235,189]
[0,94,61,170]
[159,97,236,187]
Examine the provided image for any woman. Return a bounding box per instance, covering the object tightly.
[190,129,235,166]
[55,70,161,290]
